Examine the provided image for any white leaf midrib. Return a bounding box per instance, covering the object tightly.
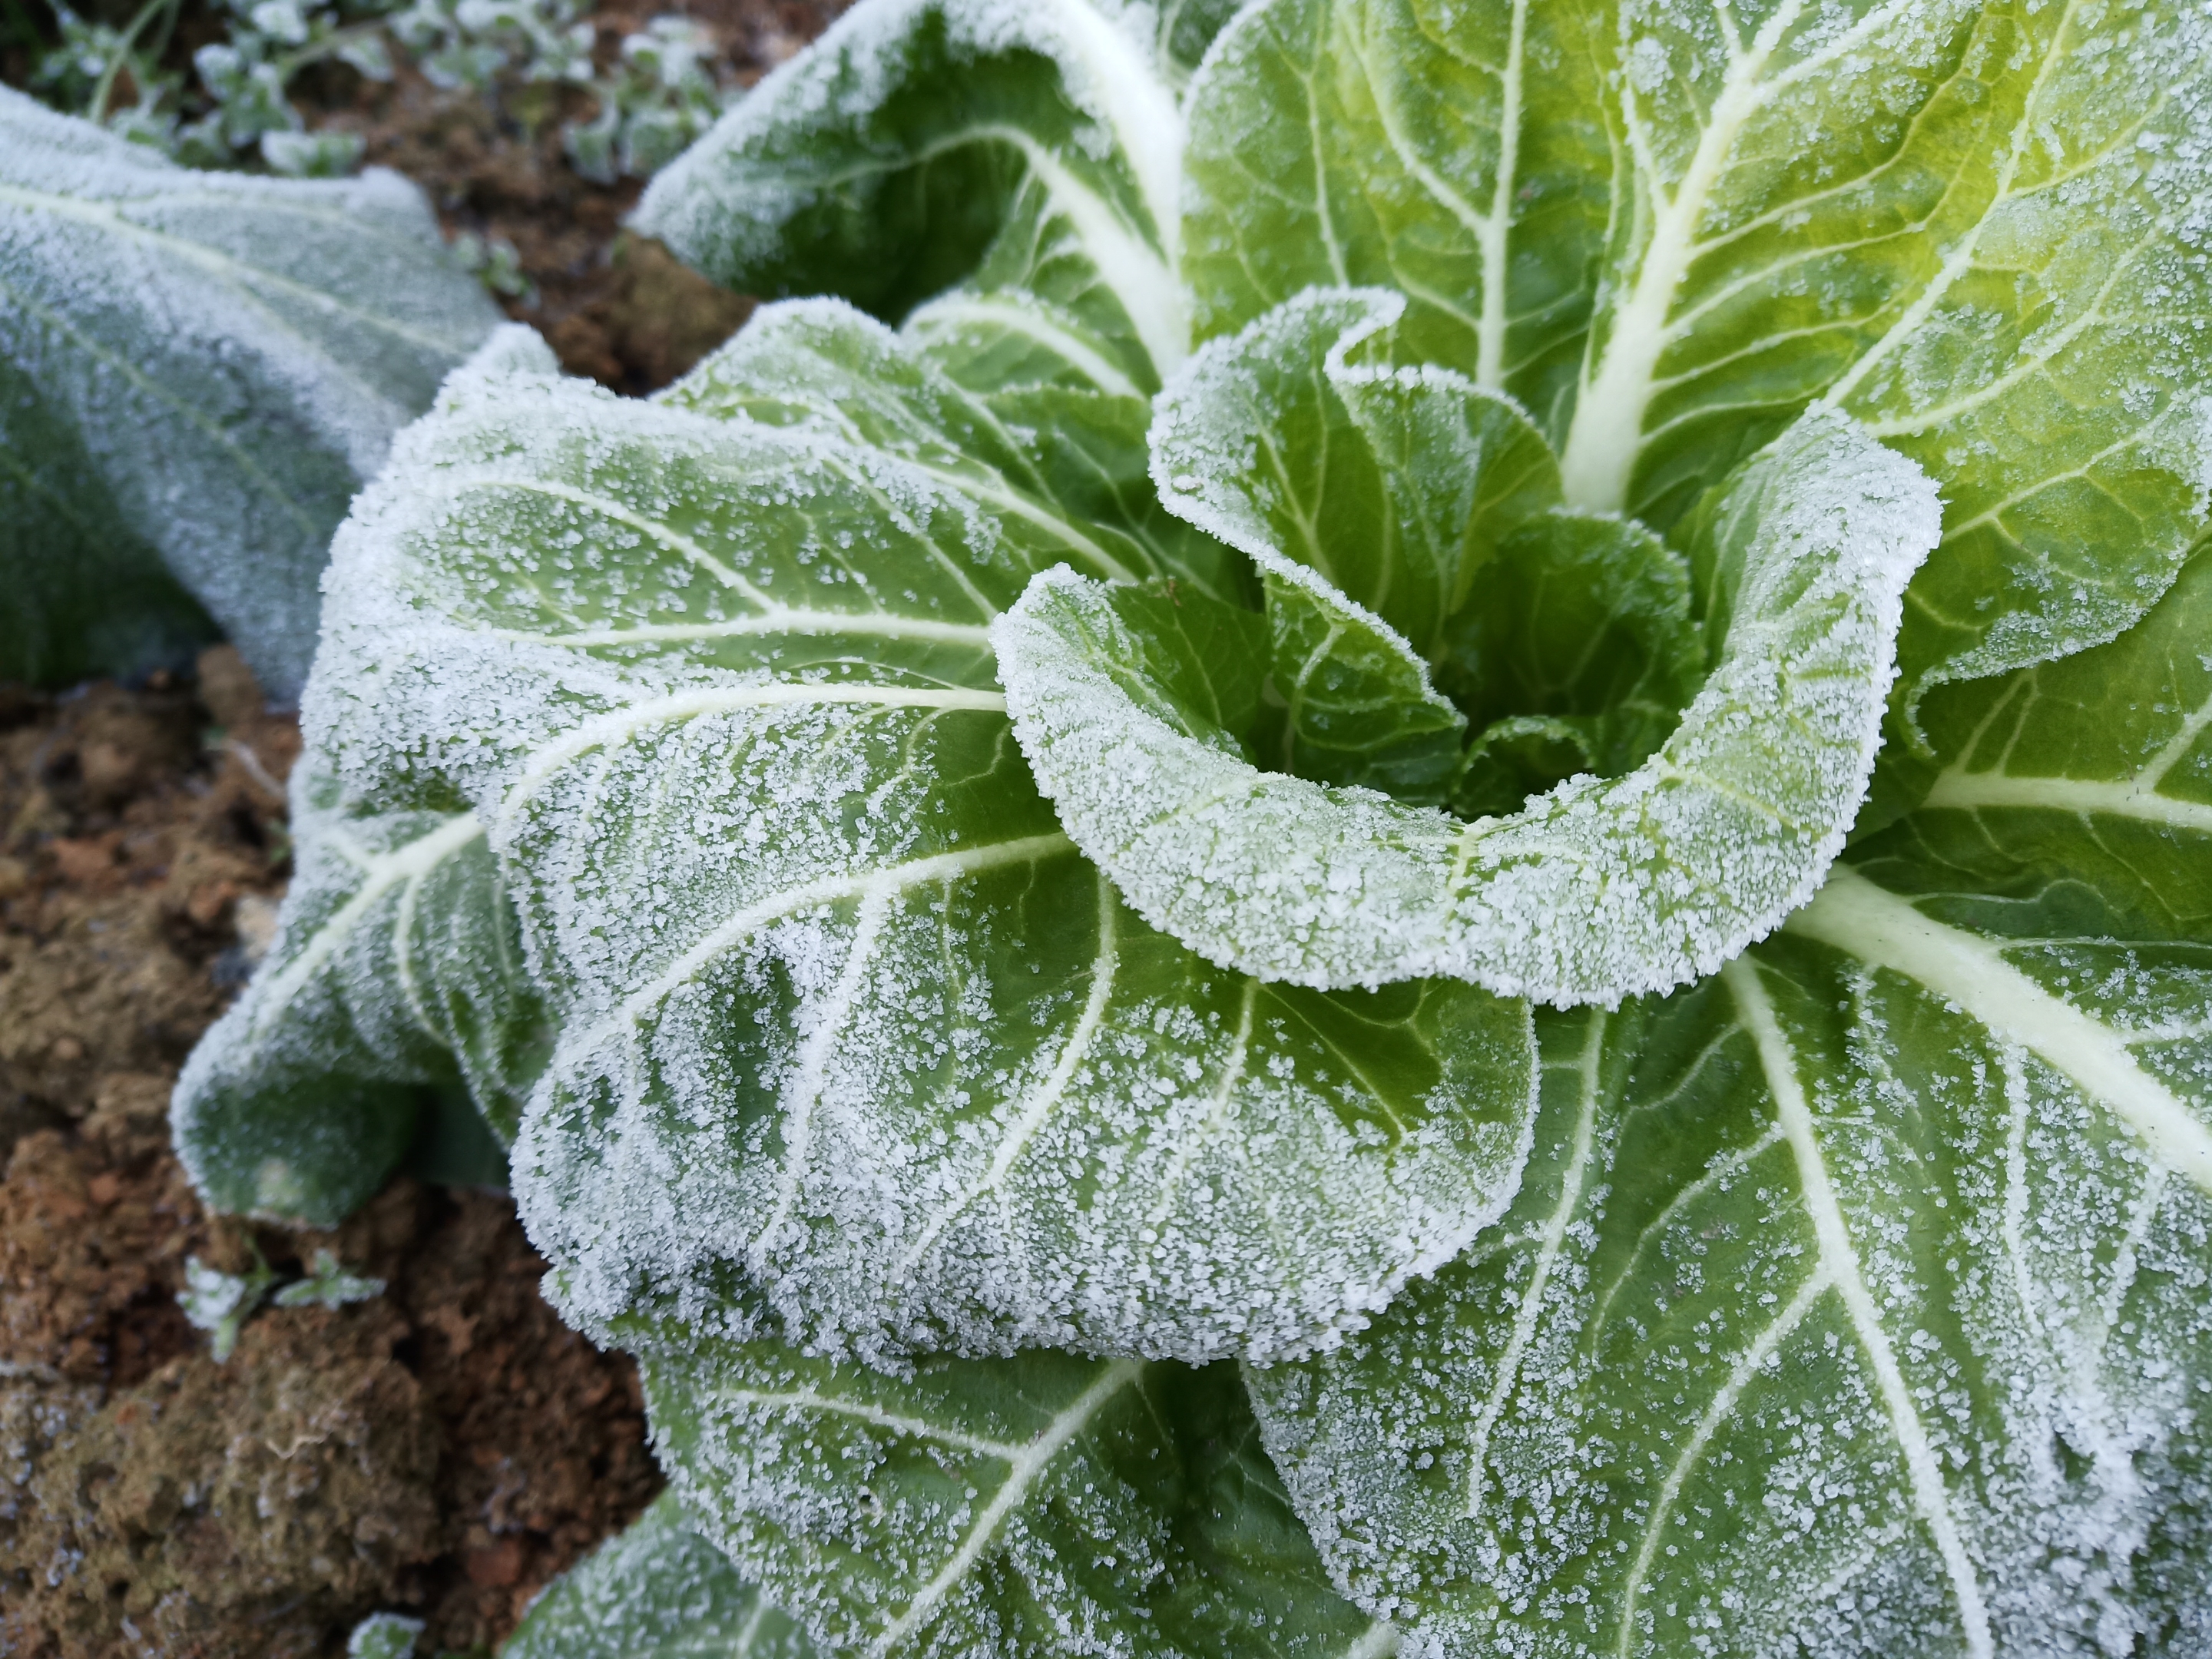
[707,1383,1026,1461]
[1558,0,1811,509]
[753,886,894,1258]
[906,293,1143,399]
[550,830,1076,1071]
[1921,769,2212,835]
[1790,866,2212,1196]
[495,684,1010,837]
[1614,1264,1832,1656]
[1926,674,2212,832]
[1722,954,1995,1659]
[868,1358,1145,1656]
[0,180,485,358]
[505,613,997,651]
[893,869,1120,1277]
[1463,1008,1605,1524]
[248,813,484,1044]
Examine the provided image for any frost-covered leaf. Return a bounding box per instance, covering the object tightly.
[1001,407,1939,1004]
[636,0,1242,392]
[1182,0,2212,698]
[0,347,215,689]
[663,298,1247,603]
[171,762,548,1225]
[343,1613,424,1659]
[270,1249,386,1310]
[1151,288,1560,661]
[1180,0,1614,420]
[303,315,1538,1366]
[1149,287,1700,807]
[179,1249,279,1363]
[630,1310,1396,1659]
[0,88,499,699]
[1248,545,2212,1657]
[506,1492,816,1659]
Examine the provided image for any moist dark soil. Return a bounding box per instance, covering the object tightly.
[0,656,661,1658]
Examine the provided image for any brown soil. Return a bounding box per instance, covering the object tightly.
[318,0,845,394]
[0,656,659,1659]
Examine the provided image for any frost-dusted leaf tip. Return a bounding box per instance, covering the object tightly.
[171,766,545,1225]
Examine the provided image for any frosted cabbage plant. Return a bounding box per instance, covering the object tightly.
[0,87,498,697]
[178,0,2212,1653]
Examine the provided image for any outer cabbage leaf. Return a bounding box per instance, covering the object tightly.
[505,1492,817,1659]
[171,763,549,1224]
[663,298,1247,604]
[303,312,1538,1366]
[630,1309,1398,1659]
[1182,0,2212,701]
[636,0,1242,392]
[1247,546,2212,1657]
[0,349,214,689]
[999,406,1939,1004]
[0,86,499,700]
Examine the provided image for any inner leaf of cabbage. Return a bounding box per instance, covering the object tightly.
[995,289,1943,1008]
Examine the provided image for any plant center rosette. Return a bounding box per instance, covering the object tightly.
[996,284,1940,1008]
[174,0,2212,1655]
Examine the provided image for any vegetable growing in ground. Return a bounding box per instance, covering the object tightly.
[180,0,2212,1652]
[0,86,498,697]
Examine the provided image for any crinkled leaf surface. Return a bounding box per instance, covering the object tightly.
[506,1492,817,1659]
[306,307,1538,1366]
[637,0,1243,391]
[1002,405,1940,1004]
[629,1306,1396,1659]
[1182,0,2212,699]
[1248,545,2212,1657]
[1151,288,1564,661]
[171,760,548,1224]
[0,88,498,700]
[1149,286,1704,805]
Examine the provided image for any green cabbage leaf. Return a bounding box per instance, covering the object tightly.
[628,1306,1395,1659]
[1252,545,2212,1654]
[505,1492,820,1659]
[0,87,499,698]
[174,0,2212,1650]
